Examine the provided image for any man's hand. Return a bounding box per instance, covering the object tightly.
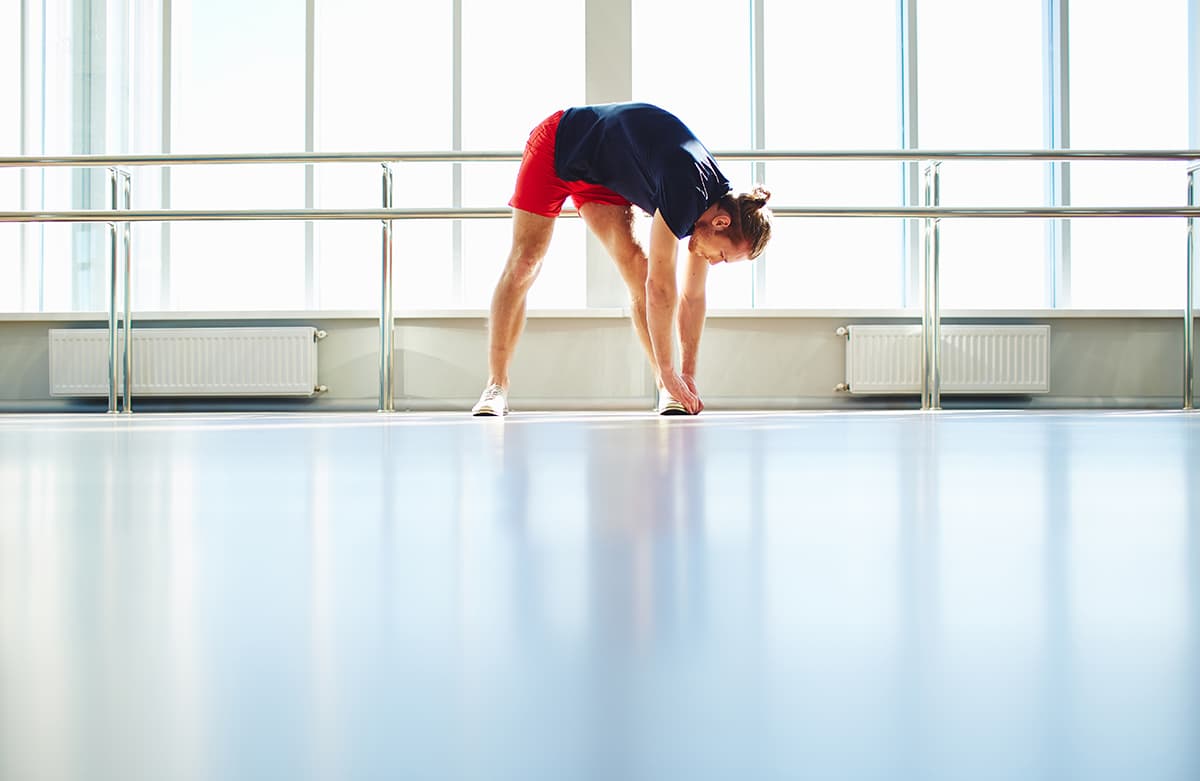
[680,373,705,414]
[661,369,702,414]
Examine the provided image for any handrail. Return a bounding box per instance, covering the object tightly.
[4,206,1200,223]
[1,149,1199,168]
[2,150,1195,414]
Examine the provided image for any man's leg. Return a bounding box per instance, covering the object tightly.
[486,208,557,390]
[577,203,656,370]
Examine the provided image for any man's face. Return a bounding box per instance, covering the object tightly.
[691,227,744,267]
[688,223,750,266]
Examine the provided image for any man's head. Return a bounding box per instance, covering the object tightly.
[689,187,773,265]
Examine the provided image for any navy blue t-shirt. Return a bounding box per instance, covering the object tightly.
[553,103,731,239]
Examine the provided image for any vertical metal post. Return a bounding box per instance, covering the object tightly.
[1186,166,1197,410]
[379,163,395,412]
[107,168,119,413]
[121,172,132,414]
[921,162,943,411]
[932,166,943,409]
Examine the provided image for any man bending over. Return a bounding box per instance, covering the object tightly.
[472,102,773,417]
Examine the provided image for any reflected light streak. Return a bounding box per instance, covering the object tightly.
[166,453,206,781]
[307,447,342,779]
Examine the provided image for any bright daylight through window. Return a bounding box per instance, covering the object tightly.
[763,0,901,308]
[919,0,1046,309]
[0,1,19,312]
[634,0,754,308]
[1,0,1195,314]
[1069,0,1190,309]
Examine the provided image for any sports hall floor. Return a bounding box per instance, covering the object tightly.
[1,409,1198,780]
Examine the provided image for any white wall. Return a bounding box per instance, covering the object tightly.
[1,313,1195,411]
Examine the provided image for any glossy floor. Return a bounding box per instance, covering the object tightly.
[1,410,1198,781]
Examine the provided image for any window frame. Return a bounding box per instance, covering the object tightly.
[5,0,1199,313]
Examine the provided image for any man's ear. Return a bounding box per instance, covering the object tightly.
[712,212,732,231]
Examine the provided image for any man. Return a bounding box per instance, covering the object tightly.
[472,102,773,417]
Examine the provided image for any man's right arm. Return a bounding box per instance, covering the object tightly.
[646,210,701,413]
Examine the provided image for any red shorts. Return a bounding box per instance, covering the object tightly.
[509,110,630,217]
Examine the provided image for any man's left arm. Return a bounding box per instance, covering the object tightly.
[678,250,709,402]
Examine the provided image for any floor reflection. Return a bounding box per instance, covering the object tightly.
[0,411,1197,780]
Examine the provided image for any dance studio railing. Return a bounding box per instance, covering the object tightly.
[2,150,1199,413]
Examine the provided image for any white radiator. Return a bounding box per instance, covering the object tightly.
[842,324,1050,395]
[49,327,321,397]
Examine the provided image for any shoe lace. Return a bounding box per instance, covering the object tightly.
[482,385,504,402]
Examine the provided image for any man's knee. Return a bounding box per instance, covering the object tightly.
[503,247,545,286]
[614,245,649,287]
[633,248,649,277]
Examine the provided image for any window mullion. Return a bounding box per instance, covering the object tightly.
[305,0,315,308]
[900,0,919,308]
[1044,0,1071,308]
[750,0,766,307]
[452,0,463,305]
[160,0,171,310]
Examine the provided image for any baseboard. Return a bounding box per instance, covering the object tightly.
[0,395,1190,414]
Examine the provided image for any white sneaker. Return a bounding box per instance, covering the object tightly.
[656,388,690,416]
[472,384,509,416]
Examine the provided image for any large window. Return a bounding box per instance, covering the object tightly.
[3,0,1198,314]
[314,0,453,311]
[1068,0,1189,309]
[763,0,901,309]
[0,0,19,311]
[169,0,306,312]
[0,3,15,154]
[461,0,585,310]
[633,0,754,309]
[919,0,1046,309]
[120,0,165,314]
[35,0,97,314]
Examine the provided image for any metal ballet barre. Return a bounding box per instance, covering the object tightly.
[5,149,1200,167]
[0,149,1196,413]
[5,206,1200,222]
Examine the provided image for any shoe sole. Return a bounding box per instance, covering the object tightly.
[472,409,506,417]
